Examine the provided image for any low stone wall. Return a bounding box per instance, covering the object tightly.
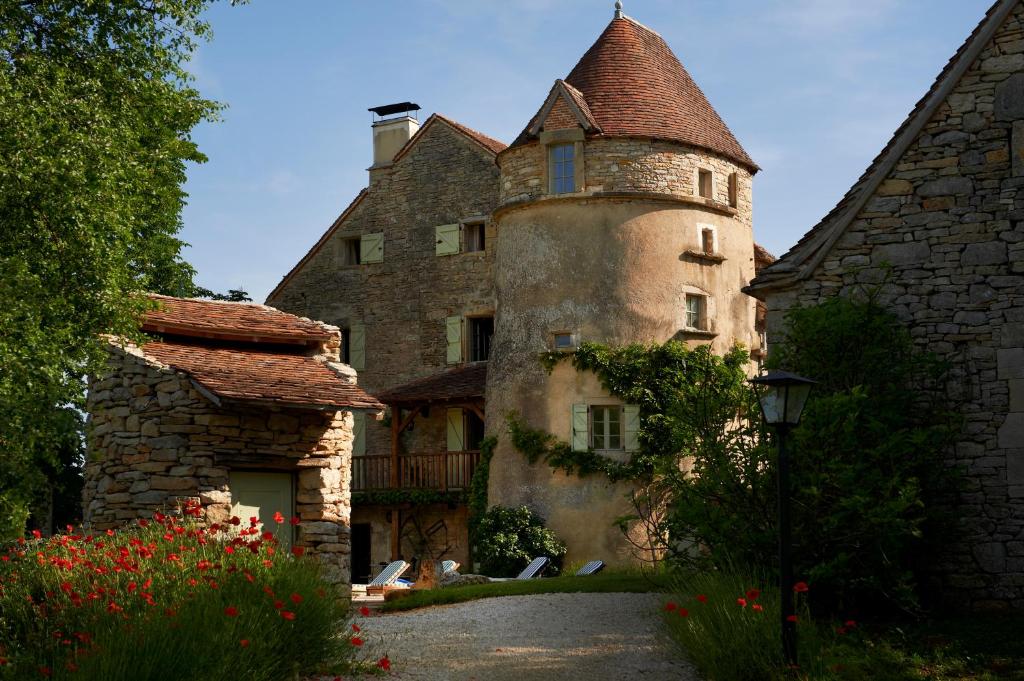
[84,342,354,585]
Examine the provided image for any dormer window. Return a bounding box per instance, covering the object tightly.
[549,144,576,194]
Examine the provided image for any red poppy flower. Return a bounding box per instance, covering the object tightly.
[664,602,678,612]
[737,598,747,608]
[787,615,799,623]
[678,608,689,617]
[752,604,764,613]
[360,606,371,617]
[280,610,296,620]
[290,593,303,604]
[745,589,760,601]
[844,620,857,628]
[225,546,235,554]
[351,637,364,647]
[273,511,285,524]
[249,516,259,527]
[696,594,707,603]
[240,639,250,648]
[290,515,301,526]
[273,600,284,610]
[793,582,809,593]
[377,656,391,671]
[224,606,239,617]
[38,666,51,677]
[352,623,361,633]
[229,516,241,526]
[262,531,274,542]
[31,530,42,540]
[291,546,305,557]
[836,626,847,635]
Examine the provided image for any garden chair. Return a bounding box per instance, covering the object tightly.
[441,560,461,574]
[574,560,605,576]
[366,560,410,595]
[515,556,550,580]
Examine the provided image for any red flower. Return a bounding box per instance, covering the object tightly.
[844,620,857,628]
[664,602,678,612]
[225,546,235,554]
[274,600,285,610]
[352,623,361,632]
[351,637,364,647]
[291,546,305,557]
[31,529,42,540]
[249,516,259,527]
[290,515,301,526]
[280,610,296,621]
[38,666,51,677]
[745,589,760,601]
[360,605,371,617]
[229,516,241,526]
[224,606,239,617]
[273,511,285,524]
[696,594,707,603]
[787,615,799,623]
[752,604,764,613]
[678,608,689,617]
[240,639,250,648]
[793,582,809,593]
[737,598,747,608]
[377,656,391,671]
[262,531,274,542]
[290,593,303,604]
[836,626,848,635]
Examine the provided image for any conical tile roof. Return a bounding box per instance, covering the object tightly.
[512,15,756,171]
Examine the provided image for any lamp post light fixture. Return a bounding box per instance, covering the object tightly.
[749,370,816,669]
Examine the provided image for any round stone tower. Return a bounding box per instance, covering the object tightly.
[485,9,760,566]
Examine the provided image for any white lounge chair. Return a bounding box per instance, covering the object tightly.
[366,560,410,594]
[575,560,605,576]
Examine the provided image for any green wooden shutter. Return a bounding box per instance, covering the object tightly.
[352,411,366,456]
[435,224,460,256]
[360,232,384,263]
[446,408,465,452]
[349,323,366,370]
[623,405,640,452]
[446,316,462,364]
[572,404,589,452]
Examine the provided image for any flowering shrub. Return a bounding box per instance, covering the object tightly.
[0,501,374,680]
[473,506,566,577]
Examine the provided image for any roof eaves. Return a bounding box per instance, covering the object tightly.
[748,0,1017,294]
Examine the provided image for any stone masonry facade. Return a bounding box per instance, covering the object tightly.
[758,2,1024,609]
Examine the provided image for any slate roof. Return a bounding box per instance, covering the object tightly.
[746,0,1017,296]
[511,14,756,171]
[377,363,487,405]
[142,341,383,411]
[145,294,333,344]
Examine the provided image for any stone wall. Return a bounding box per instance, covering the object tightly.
[84,342,354,586]
[762,3,1024,609]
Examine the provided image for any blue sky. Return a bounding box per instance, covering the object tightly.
[181,0,995,302]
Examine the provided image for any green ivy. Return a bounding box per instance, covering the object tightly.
[468,435,497,541]
[505,414,638,482]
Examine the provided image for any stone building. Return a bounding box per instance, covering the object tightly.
[268,7,762,573]
[84,295,383,587]
[746,0,1024,609]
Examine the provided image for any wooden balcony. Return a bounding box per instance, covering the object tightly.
[352,451,480,493]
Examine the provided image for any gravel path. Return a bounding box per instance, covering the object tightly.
[364,592,698,681]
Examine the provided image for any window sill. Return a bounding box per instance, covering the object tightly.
[679,328,718,339]
[681,250,727,264]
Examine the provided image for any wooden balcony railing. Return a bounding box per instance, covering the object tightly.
[352,451,480,493]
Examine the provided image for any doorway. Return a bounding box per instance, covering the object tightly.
[229,471,294,550]
[351,523,372,584]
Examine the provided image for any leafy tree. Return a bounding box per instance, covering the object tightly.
[0,0,239,539]
[193,286,252,302]
[474,506,567,577]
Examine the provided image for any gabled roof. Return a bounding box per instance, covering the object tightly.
[145,294,334,345]
[746,0,1019,297]
[141,341,383,412]
[525,80,602,137]
[266,114,505,303]
[377,362,487,405]
[510,14,756,171]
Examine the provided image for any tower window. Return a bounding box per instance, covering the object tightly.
[728,173,739,208]
[549,144,576,194]
[468,316,494,362]
[702,228,716,255]
[685,294,707,331]
[697,169,713,199]
[590,406,623,451]
[553,332,575,350]
[464,222,486,252]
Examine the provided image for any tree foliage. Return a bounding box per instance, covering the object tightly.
[0,0,236,538]
[473,506,567,578]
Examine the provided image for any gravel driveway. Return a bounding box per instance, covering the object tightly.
[363,592,698,680]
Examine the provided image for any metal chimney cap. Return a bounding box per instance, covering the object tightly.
[368,102,421,118]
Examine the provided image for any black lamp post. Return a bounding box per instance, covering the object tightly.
[749,370,816,669]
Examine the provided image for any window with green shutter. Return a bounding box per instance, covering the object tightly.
[571,404,589,452]
[360,232,384,264]
[445,316,462,364]
[348,323,365,370]
[435,224,460,256]
[352,412,366,457]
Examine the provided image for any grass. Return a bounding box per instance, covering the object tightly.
[377,569,671,612]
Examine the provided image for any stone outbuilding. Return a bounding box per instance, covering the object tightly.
[746,0,1024,609]
[83,295,383,586]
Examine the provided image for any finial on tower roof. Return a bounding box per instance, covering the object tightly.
[614,0,623,19]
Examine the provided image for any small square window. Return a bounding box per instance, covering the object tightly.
[685,294,707,331]
[590,406,623,451]
[464,223,486,252]
[553,332,575,350]
[549,144,576,194]
[342,238,361,266]
[698,169,713,200]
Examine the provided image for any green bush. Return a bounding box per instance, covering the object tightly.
[0,501,381,680]
[473,506,567,577]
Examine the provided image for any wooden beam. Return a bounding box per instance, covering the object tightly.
[390,509,400,561]
[390,408,401,489]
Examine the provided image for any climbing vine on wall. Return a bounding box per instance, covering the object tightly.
[467,435,498,541]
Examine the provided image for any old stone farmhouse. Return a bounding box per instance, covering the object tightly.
[84,295,383,587]
[267,6,765,575]
[747,0,1024,609]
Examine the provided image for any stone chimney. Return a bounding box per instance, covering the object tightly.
[368,102,421,180]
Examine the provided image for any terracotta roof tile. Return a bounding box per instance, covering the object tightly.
[145,295,333,344]
[377,363,487,404]
[511,15,756,171]
[435,115,508,156]
[142,341,383,411]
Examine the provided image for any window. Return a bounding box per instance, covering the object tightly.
[553,332,575,350]
[549,144,576,194]
[698,169,713,199]
[590,406,623,451]
[468,316,494,362]
[341,328,351,364]
[464,223,486,252]
[728,172,739,208]
[685,294,707,331]
[465,411,485,451]
[701,228,716,255]
[342,238,361,265]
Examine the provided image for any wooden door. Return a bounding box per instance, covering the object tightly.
[229,471,294,550]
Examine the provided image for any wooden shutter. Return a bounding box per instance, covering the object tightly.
[360,232,384,263]
[435,224,460,256]
[446,408,465,452]
[571,404,589,452]
[446,316,462,364]
[623,405,640,452]
[352,411,366,457]
[349,323,365,370]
